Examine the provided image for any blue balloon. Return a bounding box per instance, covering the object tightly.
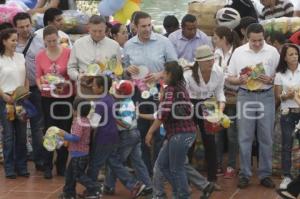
[98,0,115,16]
[16,0,37,9]
[108,0,125,11]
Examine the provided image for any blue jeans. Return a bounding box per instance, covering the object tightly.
[280,112,300,177]
[28,86,44,166]
[156,133,196,199]
[153,154,209,198]
[216,104,238,168]
[0,100,28,176]
[64,155,99,197]
[87,143,138,190]
[105,128,152,189]
[237,89,274,179]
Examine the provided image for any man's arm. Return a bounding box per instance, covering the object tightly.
[67,45,79,81]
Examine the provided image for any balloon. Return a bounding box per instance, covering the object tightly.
[130,0,142,4]
[114,10,127,24]
[122,0,140,21]
[98,0,115,16]
[108,0,126,11]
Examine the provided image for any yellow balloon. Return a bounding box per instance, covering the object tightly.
[114,10,127,24]
[122,0,140,20]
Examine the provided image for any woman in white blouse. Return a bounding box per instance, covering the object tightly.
[184,45,225,184]
[0,28,29,179]
[274,43,300,189]
[212,26,241,178]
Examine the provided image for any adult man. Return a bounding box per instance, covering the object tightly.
[13,12,44,171]
[34,8,72,47]
[259,0,294,20]
[168,14,211,63]
[67,15,121,97]
[227,23,280,189]
[123,11,177,174]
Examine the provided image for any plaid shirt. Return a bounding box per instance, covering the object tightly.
[68,117,91,153]
[158,81,196,139]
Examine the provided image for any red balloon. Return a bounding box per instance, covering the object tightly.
[130,0,141,4]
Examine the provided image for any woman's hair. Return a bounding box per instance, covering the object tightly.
[276,43,300,73]
[0,28,17,56]
[94,75,112,91]
[191,62,200,85]
[43,25,58,39]
[110,23,122,38]
[214,26,241,50]
[164,61,185,86]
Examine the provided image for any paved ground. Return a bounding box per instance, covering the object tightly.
[0,162,285,199]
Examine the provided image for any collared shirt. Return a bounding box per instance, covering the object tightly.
[260,0,294,20]
[168,29,212,63]
[274,65,300,109]
[227,42,280,90]
[68,35,121,81]
[214,47,239,92]
[158,81,197,139]
[123,32,178,73]
[184,63,226,102]
[0,53,26,94]
[67,117,91,155]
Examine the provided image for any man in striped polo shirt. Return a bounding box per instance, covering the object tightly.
[260,0,294,20]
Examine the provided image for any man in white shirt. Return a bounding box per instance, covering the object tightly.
[227,23,280,189]
[67,15,121,97]
[34,8,72,47]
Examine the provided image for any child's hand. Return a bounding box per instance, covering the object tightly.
[57,130,65,137]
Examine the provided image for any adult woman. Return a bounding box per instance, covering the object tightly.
[111,23,128,48]
[36,25,73,179]
[0,28,29,178]
[145,61,197,199]
[184,45,225,184]
[110,23,128,59]
[274,44,300,189]
[213,26,240,178]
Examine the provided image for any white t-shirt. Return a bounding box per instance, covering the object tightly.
[0,53,26,93]
[184,63,226,102]
[274,65,300,109]
[228,42,280,90]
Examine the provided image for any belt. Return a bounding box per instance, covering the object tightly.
[239,87,272,93]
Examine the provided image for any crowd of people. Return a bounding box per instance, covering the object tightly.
[1,0,300,199]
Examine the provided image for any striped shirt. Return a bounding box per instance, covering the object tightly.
[260,0,294,20]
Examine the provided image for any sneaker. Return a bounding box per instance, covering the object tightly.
[280,177,292,189]
[237,177,249,189]
[224,167,235,179]
[276,189,297,199]
[44,170,52,179]
[200,182,215,199]
[141,187,153,196]
[131,182,146,198]
[260,177,275,189]
[103,185,115,195]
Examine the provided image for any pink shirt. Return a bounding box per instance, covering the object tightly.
[36,48,73,97]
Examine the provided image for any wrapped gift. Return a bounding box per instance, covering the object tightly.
[240,63,265,91]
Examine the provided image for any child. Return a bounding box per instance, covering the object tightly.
[87,75,146,198]
[58,97,100,199]
[104,80,152,195]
